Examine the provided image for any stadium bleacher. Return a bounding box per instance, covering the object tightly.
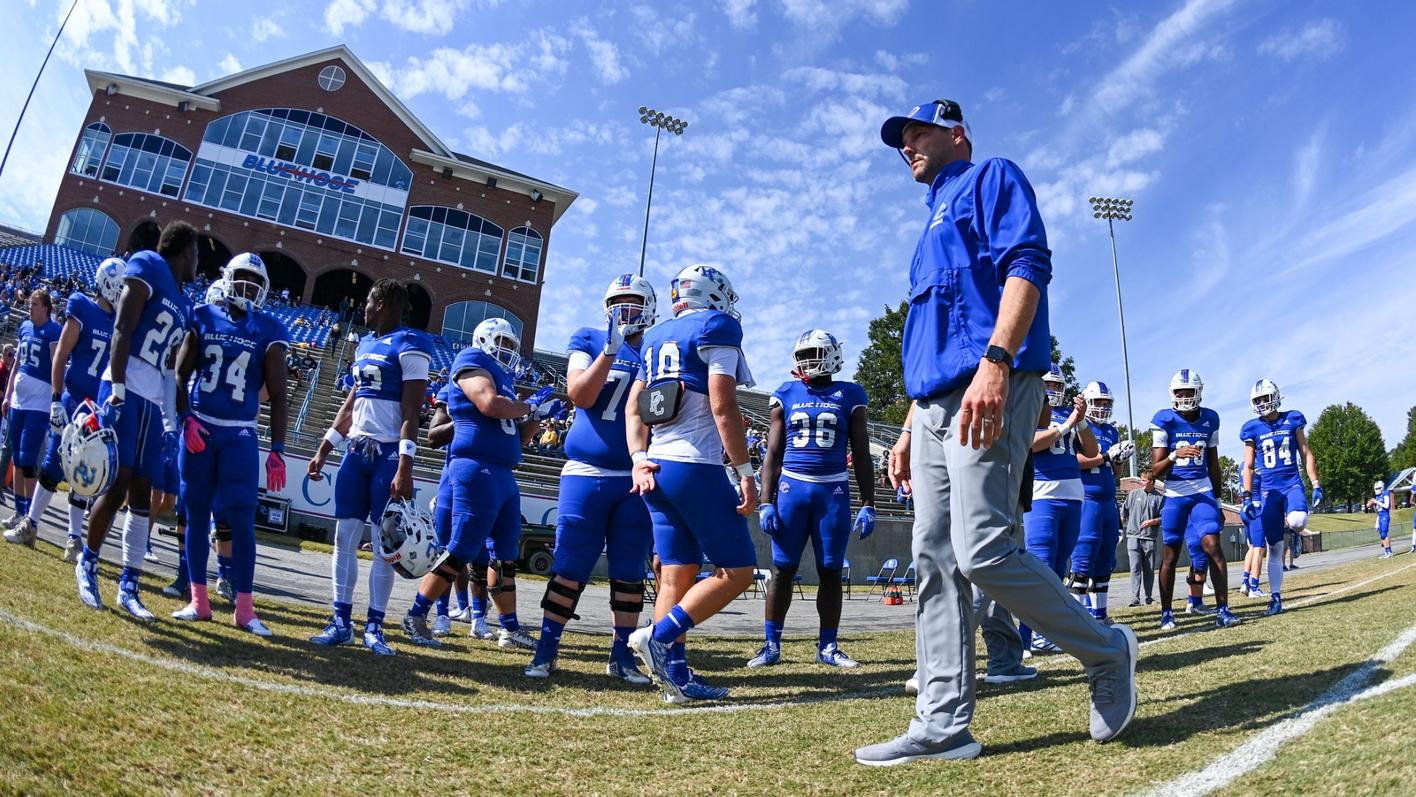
[0,243,101,284]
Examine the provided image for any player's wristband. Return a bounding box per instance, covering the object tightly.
[1167,450,1179,463]
[900,427,912,435]
[109,382,126,403]
[271,441,285,455]
[1056,421,1074,437]
[631,450,649,464]
[51,391,61,402]
[398,439,417,459]
[733,462,754,480]
[323,428,346,448]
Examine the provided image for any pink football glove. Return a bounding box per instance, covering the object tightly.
[183,414,208,453]
[266,450,287,493]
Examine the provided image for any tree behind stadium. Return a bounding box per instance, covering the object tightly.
[1307,402,1391,511]
[854,299,1080,425]
[1388,405,1416,472]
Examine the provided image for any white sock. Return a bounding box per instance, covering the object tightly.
[68,500,86,539]
[1268,540,1285,594]
[26,485,54,525]
[333,517,363,605]
[120,509,151,572]
[368,555,394,615]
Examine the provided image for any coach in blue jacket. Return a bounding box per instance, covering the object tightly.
[854,100,1139,766]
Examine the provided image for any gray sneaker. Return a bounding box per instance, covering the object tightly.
[1087,623,1138,743]
[983,663,1039,684]
[401,614,443,648]
[854,732,982,766]
[63,536,83,564]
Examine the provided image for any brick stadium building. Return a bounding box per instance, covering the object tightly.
[43,45,576,349]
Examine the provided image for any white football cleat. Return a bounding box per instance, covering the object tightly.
[0,513,25,531]
[498,627,536,651]
[117,588,156,622]
[238,617,274,637]
[431,614,452,637]
[216,577,235,602]
[63,537,83,564]
[524,659,556,679]
[171,604,212,621]
[470,617,495,640]
[2,519,37,547]
[76,559,104,610]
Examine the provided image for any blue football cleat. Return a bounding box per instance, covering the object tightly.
[1216,606,1241,628]
[1029,635,1062,654]
[309,617,354,646]
[664,670,730,704]
[76,559,104,610]
[746,643,781,668]
[606,651,652,685]
[817,643,860,668]
[117,587,155,622]
[1186,599,1216,616]
[363,625,396,656]
[1159,610,1177,631]
[628,627,681,700]
[1266,594,1283,616]
[1248,585,1266,599]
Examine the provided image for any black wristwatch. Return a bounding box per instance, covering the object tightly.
[983,345,1013,369]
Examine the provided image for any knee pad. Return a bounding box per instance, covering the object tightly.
[17,465,34,479]
[1285,511,1307,530]
[488,559,516,595]
[1186,570,1207,587]
[68,494,88,509]
[540,577,584,620]
[608,578,645,614]
[214,524,233,544]
[1065,571,1090,592]
[39,470,61,492]
[430,550,465,581]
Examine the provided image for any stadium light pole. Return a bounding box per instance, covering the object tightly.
[0,0,81,182]
[636,107,688,277]
[1089,195,1139,478]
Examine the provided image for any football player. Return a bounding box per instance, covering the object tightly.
[171,254,288,635]
[75,222,197,619]
[1069,381,1131,623]
[1239,379,1322,615]
[748,328,874,669]
[1019,365,1097,653]
[1151,369,1236,630]
[307,279,432,655]
[3,259,118,553]
[421,384,474,638]
[401,318,558,650]
[627,265,758,703]
[1367,480,1393,558]
[525,275,656,682]
[0,289,62,533]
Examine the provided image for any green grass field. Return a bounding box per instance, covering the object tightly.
[1304,506,1412,534]
[2,541,1415,795]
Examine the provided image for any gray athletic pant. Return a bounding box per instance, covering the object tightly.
[974,512,1025,672]
[907,372,1127,745]
[1128,537,1156,603]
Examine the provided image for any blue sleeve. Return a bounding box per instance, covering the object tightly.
[452,349,495,379]
[267,316,291,348]
[1292,411,1307,429]
[1239,420,1259,444]
[770,384,789,409]
[699,312,744,348]
[437,384,451,404]
[567,327,601,359]
[65,295,85,324]
[974,158,1052,290]
[403,330,434,358]
[851,383,870,412]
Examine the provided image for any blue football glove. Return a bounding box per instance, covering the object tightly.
[853,506,877,540]
[1311,485,1324,507]
[100,396,123,429]
[757,503,780,536]
[1241,491,1261,523]
[161,430,179,467]
[533,398,564,421]
[524,385,556,413]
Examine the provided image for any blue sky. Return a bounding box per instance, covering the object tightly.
[1,0,1413,460]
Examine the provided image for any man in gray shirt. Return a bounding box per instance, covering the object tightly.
[1122,468,1164,605]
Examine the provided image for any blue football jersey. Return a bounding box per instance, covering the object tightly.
[1240,410,1307,493]
[771,379,868,478]
[114,250,192,402]
[562,327,644,471]
[16,318,62,381]
[1080,420,1120,495]
[63,294,115,401]
[1151,407,1221,496]
[351,328,435,403]
[188,304,290,424]
[641,310,743,394]
[1034,406,1083,485]
[447,347,521,467]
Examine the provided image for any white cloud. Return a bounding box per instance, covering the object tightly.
[380,0,469,36]
[160,64,195,86]
[57,0,187,77]
[572,20,628,84]
[1291,129,1323,208]
[384,33,571,102]
[251,17,284,42]
[1089,0,1236,117]
[1258,18,1344,62]
[781,65,907,101]
[630,5,698,55]
[779,0,908,28]
[721,0,756,29]
[324,0,376,36]
[217,53,242,75]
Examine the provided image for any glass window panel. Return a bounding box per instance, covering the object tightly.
[288,110,309,126]
[205,116,229,144]
[277,187,299,226]
[101,147,125,182]
[476,232,501,272]
[239,177,262,216]
[335,200,360,239]
[275,125,300,161]
[259,120,281,156]
[221,173,247,211]
[402,216,428,255]
[351,144,376,181]
[389,162,411,191]
[240,114,265,151]
[296,190,322,230]
[440,225,465,263]
[355,203,378,243]
[160,159,185,197]
[334,138,355,175]
[257,181,283,220]
[222,118,243,148]
[295,128,318,167]
[372,147,393,185]
[316,195,339,234]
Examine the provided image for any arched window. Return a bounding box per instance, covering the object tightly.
[70,122,111,178]
[442,300,523,343]
[402,206,504,274]
[501,226,543,283]
[100,133,192,197]
[54,208,120,256]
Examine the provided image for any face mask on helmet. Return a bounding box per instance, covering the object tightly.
[1086,398,1113,423]
[604,274,656,334]
[1375,481,1385,495]
[607,297,649,332]
[472,319,522,373]
[1043,372,1066,407]
[1250,379,1281,416]
[1171,388,1201,412]
[226,268,268,310]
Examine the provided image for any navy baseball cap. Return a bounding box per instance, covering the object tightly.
[880,99,970,149]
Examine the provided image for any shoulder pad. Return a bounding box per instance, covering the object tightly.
[699,311,744,348]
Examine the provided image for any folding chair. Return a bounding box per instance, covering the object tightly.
[891,560,918,601]
[694,553,714,583]
[792,572,807,600]
[865,558,900,601]
[643,559,657,604]
[840,559,852,600]
[751,568,771,598]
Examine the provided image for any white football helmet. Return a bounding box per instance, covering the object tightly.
[1375,480,1386,495]
[222,253,269,311]
[792,329,844,380]
[669,264,738,318]
[1082,380,1114,423]
[377,498,441,579]
[1169,369,1204,412]
[471,317,522,373]
[95,257,125,305]
[60,399,118,498]
[1251,378,1281,416]
[1043,364,1066,407]
[604,274,657,335]
[205,278,230,306]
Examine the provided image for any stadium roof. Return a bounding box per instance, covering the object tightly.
[84,45,577,225]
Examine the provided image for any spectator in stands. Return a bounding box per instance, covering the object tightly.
[280,287,291,305]
[336,371,355,393]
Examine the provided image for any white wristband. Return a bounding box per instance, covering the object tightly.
[398,439,417,459]
[1167,450,1179,463]
[733,462,754,480]
[109,382,126,402]
[323,428,346,449]
[1056,421,1073,437]
[631,450,649,464]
